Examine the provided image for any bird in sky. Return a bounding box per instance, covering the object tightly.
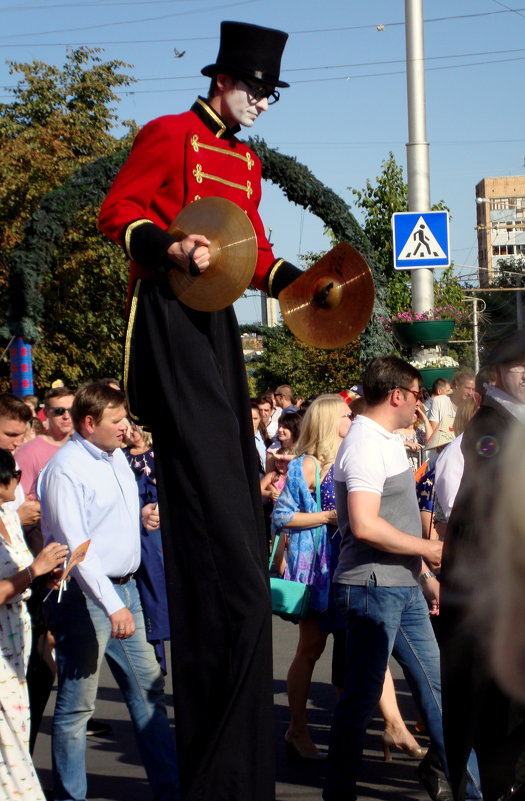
[174,48,186,58]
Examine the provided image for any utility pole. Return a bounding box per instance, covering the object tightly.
[405,0,435,315]
[260,226,279,326]
[517,275,523,330]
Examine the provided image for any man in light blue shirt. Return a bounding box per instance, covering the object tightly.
[38,382,179,801]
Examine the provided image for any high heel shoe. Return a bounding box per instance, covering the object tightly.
[382,730,428,762]
[284,731,325,760]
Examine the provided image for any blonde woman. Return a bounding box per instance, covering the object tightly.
[272,395,425,761]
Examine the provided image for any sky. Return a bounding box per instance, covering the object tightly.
[1,0,524,323]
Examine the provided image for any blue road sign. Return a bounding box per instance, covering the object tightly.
[392,211,450,270]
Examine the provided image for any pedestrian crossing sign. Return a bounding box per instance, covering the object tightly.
[392,211,450,270]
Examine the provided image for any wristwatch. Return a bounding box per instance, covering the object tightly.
[420,571,436,582]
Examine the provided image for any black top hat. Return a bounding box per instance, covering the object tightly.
[484,330,525,367]
[201,21,289,88]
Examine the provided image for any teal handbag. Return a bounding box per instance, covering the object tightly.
[269,459,322,622]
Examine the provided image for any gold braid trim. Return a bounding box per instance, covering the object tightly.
[124,219,155,259]
[196,98,227,137]
[192,164,253,198]
[123,279,142,424]
[190,134,254,169]
[267,259,284,298]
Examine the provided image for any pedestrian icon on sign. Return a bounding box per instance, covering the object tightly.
[396,215,447,263]
[408,224,440,258]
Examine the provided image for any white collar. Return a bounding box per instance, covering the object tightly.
[485,385,525,422]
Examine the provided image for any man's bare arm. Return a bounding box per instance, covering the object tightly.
[348,491,442,570]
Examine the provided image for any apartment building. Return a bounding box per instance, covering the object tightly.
[476,175,525,286]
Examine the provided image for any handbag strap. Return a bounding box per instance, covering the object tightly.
[307,458,323,584]
[268,456,324,575]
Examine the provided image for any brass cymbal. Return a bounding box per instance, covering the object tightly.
[279,243,375,349]
[167,196,257,311]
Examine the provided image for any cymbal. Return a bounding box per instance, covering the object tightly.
[279,243,375,349]
[167,197,257,311]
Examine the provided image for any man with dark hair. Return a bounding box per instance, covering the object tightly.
[0,392,40,527]
[257,393,279,438]
[441,331,525,801]
[99,20,300,801]
[38,382,179,801]
[324,356,481,801]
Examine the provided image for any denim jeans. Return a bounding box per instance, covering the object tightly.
[323,580,482,801]
[48,578,179,801]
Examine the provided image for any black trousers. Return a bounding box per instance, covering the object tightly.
[440,603,525,801]
[126,279,275,801]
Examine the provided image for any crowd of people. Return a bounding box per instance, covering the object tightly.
[3,14,525,801]
[1,333,525,801]
[250,339,525,801]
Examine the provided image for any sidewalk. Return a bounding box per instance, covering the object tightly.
[33,615,430,800]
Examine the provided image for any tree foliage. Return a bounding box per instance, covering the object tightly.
[243,324,361,397]
[0,48,134,388]
[248,137,392,362]
[348,152,475,366]
[350,152,408,277]
[349,152,451,318]
[0,48,133,311]
[477,257,525,356]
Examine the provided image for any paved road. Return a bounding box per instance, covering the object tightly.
[33,615,430,800]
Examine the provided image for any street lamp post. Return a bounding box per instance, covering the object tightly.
[405,0,435,315]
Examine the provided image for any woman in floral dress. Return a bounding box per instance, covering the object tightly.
[271,395,351,758]
[0,449,67,800]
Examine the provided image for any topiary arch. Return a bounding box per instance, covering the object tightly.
[4,138,393,362]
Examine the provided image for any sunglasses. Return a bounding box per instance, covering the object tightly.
[239,79,280,105]
[12,469,22,483]
[396,386,424,402]
[47,406,72,417]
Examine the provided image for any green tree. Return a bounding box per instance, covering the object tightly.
[31,205,129,388]
[0,48,133,303]
[348,153,475,365]
[350,152,408,277]
[0,48,134,387]
[244,324,361,398]
[349,152,452,318]
[478,257,525,354]
[349,152,410,318]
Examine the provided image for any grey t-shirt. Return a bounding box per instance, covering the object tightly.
[334,415,422,586]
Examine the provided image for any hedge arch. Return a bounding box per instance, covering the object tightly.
[4,139,392,361]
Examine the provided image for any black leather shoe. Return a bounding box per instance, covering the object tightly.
[416,750,454,801]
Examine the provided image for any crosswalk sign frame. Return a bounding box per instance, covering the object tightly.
[392,210,450,270]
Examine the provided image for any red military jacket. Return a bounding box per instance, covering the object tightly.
[99,97,295,299]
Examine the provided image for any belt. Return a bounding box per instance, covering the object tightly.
[109,573,134,585]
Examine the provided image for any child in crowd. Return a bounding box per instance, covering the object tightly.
[260,447,292,502]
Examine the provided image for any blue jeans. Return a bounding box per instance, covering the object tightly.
[323,580,482,801]
[48,579,179,801]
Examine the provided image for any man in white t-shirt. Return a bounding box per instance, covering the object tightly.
[429,369,475,432]
[324,356,481,801]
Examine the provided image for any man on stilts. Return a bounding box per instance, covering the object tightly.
[100,20,301,801]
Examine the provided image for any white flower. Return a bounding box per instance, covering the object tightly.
[409,354,459,369]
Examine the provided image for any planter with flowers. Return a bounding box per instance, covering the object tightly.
[409,354,459,390]
[381,306,471,349]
